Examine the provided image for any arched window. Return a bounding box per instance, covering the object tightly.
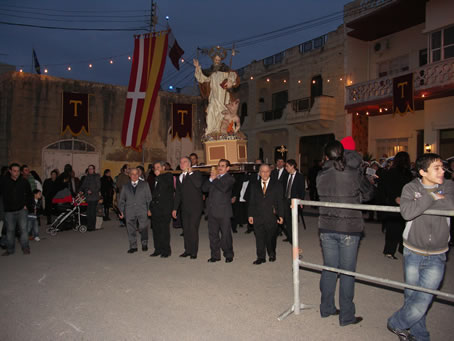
[45,139,96,152]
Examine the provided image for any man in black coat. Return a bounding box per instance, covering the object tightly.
[150,161,174,258]
[172,157,204,259]
[1,163,33,256]
[202,159,236,263]
[248,164,284,264]
[283,159,306,244]
[271,157,288,183]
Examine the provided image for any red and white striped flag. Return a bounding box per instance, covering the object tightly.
[122,32,169,150]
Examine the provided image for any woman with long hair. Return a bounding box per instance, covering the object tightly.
[317,140,374,326]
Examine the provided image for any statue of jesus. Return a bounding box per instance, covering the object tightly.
[193,47,239,135]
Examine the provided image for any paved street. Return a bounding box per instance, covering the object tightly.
[1,212,453,340]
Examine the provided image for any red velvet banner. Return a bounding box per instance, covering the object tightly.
[172,103,192,139]
[62,92,89,135]
[393,73,414,114]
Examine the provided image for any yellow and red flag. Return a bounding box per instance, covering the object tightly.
[122,31,169,150]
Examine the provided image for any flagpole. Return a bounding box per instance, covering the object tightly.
[31,48,34,73]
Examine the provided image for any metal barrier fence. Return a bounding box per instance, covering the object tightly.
[278,199,454,321]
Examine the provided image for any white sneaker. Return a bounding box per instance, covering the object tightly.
[34,236,40,242]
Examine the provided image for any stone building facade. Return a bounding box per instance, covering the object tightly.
[0,71,204,178]
[235,25,346,173]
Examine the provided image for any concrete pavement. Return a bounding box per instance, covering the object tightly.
[1,213,453,340]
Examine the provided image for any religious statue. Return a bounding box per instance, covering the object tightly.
[193,46,240,136]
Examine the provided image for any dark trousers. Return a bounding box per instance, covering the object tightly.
[152,214,171,255]
[126,214,149,249]
[182,210,202,256]
[231,202,248,231]
[283,200,293,243]
[383,218,405,255]
[254,221,278,260]
[87,201,97,231]
[208,215,234,259]
[45,198,53,224]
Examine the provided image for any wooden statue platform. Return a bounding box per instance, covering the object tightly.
[204,139,248,165]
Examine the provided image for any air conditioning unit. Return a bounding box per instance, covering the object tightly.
[374,39,390,53]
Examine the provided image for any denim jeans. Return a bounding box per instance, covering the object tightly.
[388,247,446,341]
[5,209,29,253]
[319,232,360,325]
[27,216,39,238]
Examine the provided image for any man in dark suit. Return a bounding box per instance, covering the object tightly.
[202,159,236,263]
[248,164,284,265]
[283,159,306,244]
[271,157,288,183]
[118,168,152,254]
[172,157,204,259]
[150,161,174,258]
[244,159,263,234]
[271,157,288,236]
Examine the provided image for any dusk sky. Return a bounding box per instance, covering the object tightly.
[0,0,352,89]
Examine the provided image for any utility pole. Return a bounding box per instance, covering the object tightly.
[150,1,157,33]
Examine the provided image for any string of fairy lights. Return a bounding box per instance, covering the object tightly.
[9,0,393,92]
[18,54,133,74]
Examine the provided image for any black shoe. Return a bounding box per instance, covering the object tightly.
[207,257,220,263]
[385,254,398,260]
[387,323,416,341]
[340,316,363,327]
[23,248,31,255]
[232,229,238,233]
[190,255,197,259]
[150,251,161,257]
[245,230,253,234]
[253,258,266,265]
[225,257,233,263]
[179,252,190,257]
[282,238,289,242]
[180,232,184,236]
[269,256,276,262]
[160,254,170,258]
[127,248,138,254]
[142,245,148,252]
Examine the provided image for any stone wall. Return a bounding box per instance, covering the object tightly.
[0,71,203,177]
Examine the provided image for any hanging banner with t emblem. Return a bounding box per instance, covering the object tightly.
[62,92,89,135]
[172,103,192,139]
[393,73,414,115]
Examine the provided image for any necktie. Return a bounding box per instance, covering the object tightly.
[182,173,187,183]
[262,181,267,195]
[286,174,294,199]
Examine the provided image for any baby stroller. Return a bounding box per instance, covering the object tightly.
[47,193,88,236]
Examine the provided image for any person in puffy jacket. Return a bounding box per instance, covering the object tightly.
[316,140,374,327]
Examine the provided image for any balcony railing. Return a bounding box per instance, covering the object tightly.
[345,59,454,107]
[260,108,284,122]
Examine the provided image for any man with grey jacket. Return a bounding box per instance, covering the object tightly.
[387,153,453,341]
[118,168,152,254]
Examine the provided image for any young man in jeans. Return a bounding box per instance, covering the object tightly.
[1,163,33,256]
[388,153,453,341]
